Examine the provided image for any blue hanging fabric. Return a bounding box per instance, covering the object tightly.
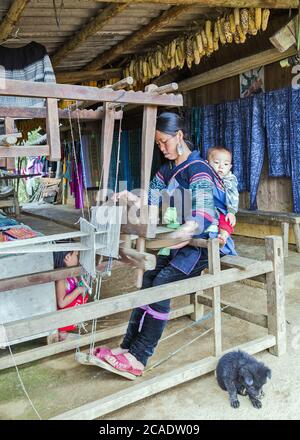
[224,99,246,192]
[240,96,252,194]
[249,93,266,210]
[190,92,265,210]
[290,87,300,213]
[265,88,291,177]
[201,104,218,160]
[216,102,226,146]
[190,107,202,152]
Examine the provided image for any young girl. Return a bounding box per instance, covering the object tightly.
[53,250,89,341]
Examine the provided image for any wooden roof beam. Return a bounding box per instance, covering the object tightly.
[0,0,30,41]
[55,68,122,84]
[51,3,129,68]
[90,0,299,9]
[83,5,194,71]
[178,46,297,92]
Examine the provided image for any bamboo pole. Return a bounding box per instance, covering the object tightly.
[83,5,193,71]
[0,0,30,41]
[55,68,123,84]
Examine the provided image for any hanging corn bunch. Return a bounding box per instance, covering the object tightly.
[123,7,271,87]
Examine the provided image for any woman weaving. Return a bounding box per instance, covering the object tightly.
[94,112,236,376]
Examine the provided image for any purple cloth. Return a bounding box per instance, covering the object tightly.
[70,159,84,209]
[138,305,170,332]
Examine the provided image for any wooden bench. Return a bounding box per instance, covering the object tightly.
[237,209,300,257]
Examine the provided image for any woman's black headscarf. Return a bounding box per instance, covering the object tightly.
[156,112,194,150]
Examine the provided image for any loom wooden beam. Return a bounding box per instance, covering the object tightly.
[105,76,133,90]
[179,47,298,92]
[99,102,115,202]
[90,1,298,8]
[0,305,193,371]
[0,106,107,120]
[83,5,193,71]
[0,267,82,293]
[3,259,274,342]
[55,68,123,84]
[0,79,183,106]
[51,3,129,67]
[0,146,50,157]
[0,0,30,40]
[46,97,61,161]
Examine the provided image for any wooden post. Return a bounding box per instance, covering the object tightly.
[265,236,286,356]
[100,102,116,202]
[136,237,146,288]
[292,223,300,253]
[134,84,158,286]
[190,290,204,322]
[281,222,289,257]
[46,98,61,161]
[208,238,222,356]
[120,233,132,249]
[140,84,158,199]
[4,117,15,170]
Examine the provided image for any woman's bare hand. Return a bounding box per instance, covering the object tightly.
[169,220,198,241]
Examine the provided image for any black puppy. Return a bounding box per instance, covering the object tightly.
[216,350,271,409]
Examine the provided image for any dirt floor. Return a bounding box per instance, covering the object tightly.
[0,215,299,420]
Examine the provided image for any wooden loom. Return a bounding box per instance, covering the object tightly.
[0,79,287,418]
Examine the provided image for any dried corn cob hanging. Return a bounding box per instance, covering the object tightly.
[236,24,246,43]
[205,20,214,51]
[248,8,258,35]
[240,8,249,33]
[255,8,262,30]
[176,37,185,69]
[223,17,233,43]
[213,21,219,42]
[234,8,240,26]
[201,28,208,51]
[195,32,204,54]
[185,35,194,69]
[229,13,236,33]
[193,37,201,65]
[218,17,226,45]
[233,30,241,44]
[262,9,270,31]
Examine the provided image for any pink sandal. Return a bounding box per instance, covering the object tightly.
[104,353,144,377]
[93,346,113,361]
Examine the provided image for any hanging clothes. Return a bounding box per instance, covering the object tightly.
[189,92,265,211]
[248,94,266,210]
[265,88,291,177]
[290,88,300,213]
[0,41,56,107]
[224,100,245,193]
[201,105,219,160]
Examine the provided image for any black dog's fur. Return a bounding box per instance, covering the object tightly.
[216,350,271,409]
